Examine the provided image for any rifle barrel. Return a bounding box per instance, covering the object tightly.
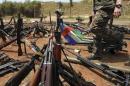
[64,48,126,82]
[0,37,17,50]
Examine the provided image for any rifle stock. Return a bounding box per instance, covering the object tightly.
[40,63,52,86]
[5,56,39,86]
[39,38,53,86]
[64,48,127,84]
[29,66,41,86]
[29,58,45,86]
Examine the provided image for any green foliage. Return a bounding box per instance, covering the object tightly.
[22,1,41,17]
[0,1,129,18]
[0,2,16,16]
[0,1,41,17]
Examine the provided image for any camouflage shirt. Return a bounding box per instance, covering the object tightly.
[94,0,115,10]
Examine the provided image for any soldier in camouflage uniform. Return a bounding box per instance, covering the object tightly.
[89,0,122,60]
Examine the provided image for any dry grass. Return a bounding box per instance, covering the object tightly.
[41,1,130,19]
[41,1,92,16]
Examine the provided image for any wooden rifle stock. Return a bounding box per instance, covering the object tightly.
[29,39,51,86]
[64,48,127,84]
[39,39,53,86]
[29,59,44,86]
[40,63,52,86]
[5,55,39,86]
[29,66,41,86]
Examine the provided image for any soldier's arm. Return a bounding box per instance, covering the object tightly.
[113,0,122,17]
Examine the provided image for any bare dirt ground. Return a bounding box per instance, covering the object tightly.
[0,35,130,86]
[0,18,130,86]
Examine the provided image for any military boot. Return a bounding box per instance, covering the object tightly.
[88,50,103,60]
[88,37,103,60]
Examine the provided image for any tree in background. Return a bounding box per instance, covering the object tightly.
[0,1,41,17]
[22,1,41,17]
[69,0,73,17]
[0,2,16,16]
[58,1,63,9]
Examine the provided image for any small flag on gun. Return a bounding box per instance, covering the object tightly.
[60,23,87,45]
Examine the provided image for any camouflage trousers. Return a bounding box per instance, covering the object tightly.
[90,9,114,54]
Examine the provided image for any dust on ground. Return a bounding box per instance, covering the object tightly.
[0,36,130,86]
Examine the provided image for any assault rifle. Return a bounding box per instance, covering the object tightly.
[29,36,57,86]
[5,38,47,86]
[29,58,43,86]
[39,38,53,86]
[0,28,32,50]
[5,10,96,86]
[30,12,58,84]
[5,45,46,86]
[63,47,130,86]
[17,13,23,56]
[5,55,38,86]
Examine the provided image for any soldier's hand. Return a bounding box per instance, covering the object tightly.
[113,7,121,18]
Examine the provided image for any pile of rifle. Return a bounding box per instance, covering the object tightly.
[30,18,51,38]
[63,47,130,86]
[0,51,27,76]
[3,11,95,86]
[0,15,52,52]
[2,11,130,86]
[5,36,130,86]
[5,36,95,86]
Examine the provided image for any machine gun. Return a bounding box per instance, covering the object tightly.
[5,40,47,86]
[87,26,127,54]
[28,38,94,86]
[63,47,130,86]
[38,38,54,86]
[0,16,18,43]
[30,16,50,38]
[5,10,96,86]
[73,18,127,54]
[30,12,60,86]
[5,55,39,86]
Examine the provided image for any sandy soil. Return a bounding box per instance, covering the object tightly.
[0,35,130,86]
[0,16,130,86]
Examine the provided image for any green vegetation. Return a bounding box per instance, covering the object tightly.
[0,2,16,16]
[0,1,41,17]
[0,0,129,19]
